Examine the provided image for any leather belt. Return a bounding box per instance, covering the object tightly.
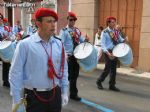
[25,86,57,92]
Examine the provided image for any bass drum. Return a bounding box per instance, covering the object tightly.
[0,41,15,63]
[74,42,98,72]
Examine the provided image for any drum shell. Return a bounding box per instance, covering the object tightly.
[112,43,133,66]
[0,41,15,63]
[118,47,133,66]
[78,47,98,72]
[74,42,98,72]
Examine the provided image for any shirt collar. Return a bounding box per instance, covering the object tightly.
[107,27,115,32]
[66,25,74,31]
[33,32,55,43]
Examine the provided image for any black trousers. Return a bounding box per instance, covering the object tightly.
[2,61,11,84]
[68,55,79,97]
[24,86,61,112]
[98,53,118,87]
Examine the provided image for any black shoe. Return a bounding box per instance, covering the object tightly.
[3,82,10,88]
[70,95,81,101]
[96,81,103,89]
[109,86,120,92]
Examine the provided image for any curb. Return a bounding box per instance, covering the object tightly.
[96,64,150,79]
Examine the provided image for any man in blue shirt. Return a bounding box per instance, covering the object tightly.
[59,12,88,101]
[96,16,125,92]
[9,8,69,112]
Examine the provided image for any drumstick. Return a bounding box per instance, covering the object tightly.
[123,43,126,49]
[83,42,86,50]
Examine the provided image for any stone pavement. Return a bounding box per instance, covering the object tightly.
[97,64,150,79]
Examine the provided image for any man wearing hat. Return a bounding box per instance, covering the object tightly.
[96,16,125,91]
[59,12,89,101]
[9,8,69,112]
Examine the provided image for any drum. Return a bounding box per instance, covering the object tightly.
[94,45,103,61]
[74,42,98,72]
[0,41,15,63]
[112,43,133,66]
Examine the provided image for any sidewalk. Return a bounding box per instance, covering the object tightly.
[97,64,150,79]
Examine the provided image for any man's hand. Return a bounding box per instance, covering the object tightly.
[106,52,116,60]
[62,93,69,106]
[12,99,26,112]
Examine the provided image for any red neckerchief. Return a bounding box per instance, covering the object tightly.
[41,41,65,80]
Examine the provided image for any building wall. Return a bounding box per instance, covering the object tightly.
[0,1,6,17]
[57,0,69,34]
[71,0,99,42]
[13,7,21,25]
[139,0,150,72]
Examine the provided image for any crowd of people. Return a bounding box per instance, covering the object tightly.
[0,7,127,112]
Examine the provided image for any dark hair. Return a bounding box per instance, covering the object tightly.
[31,18,35,21]
[36,17,42,22]
[106,19,116,26]
[98,26,103,30]
[67,16,77,21]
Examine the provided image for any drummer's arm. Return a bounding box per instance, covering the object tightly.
[122,36,129,44]
[118,35,125,43]
[79,35,86,42]
[59,30,69,55]
[101,32,108,53]
[9,41,27,104]
[59,29,66,43]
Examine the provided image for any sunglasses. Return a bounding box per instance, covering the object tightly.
[69,19,76,21]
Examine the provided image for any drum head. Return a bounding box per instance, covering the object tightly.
[113,43,130,57]
[0,41,11,50]
[74,42,93,59]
